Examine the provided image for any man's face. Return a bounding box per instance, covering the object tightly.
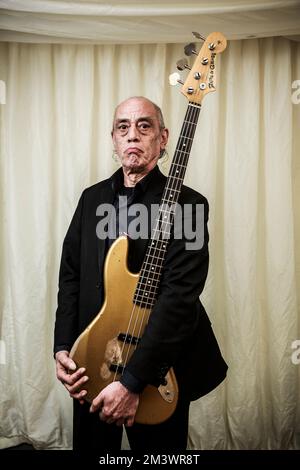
[112,98,168,174]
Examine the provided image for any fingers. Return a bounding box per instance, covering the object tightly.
[125,417,134,427]
[69,389,88,401]
[98,408,133,427]
[55,352,89,403]
[66,375,88,400]
[99,409,134,427]
[65,375,89,402]
[115,418,126,427]
[90,393,104,413]
[103,411,115,425]
[115,417,132,427]
[57,366,86,386]
[66,371,89,390]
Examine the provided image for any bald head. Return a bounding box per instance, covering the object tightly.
[112,96,165,132]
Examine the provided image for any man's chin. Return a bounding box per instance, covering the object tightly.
[122,158,144,173]
[123,163,144,173]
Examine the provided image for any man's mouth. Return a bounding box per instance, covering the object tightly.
[126,147,142,155]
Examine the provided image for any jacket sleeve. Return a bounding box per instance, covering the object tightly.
[53,192,85,355]
[125,193,209,386]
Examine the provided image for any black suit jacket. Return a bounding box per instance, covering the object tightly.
[54,166,227,401]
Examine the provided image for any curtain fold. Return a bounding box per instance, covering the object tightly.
[0,37,299,449]
[1,0,300,43]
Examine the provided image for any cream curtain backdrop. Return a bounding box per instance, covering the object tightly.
[0,38,300,449]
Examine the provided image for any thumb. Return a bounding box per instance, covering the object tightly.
[67,359,77,372]
[57,351,77,371]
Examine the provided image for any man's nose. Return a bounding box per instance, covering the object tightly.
[127,125,139,141]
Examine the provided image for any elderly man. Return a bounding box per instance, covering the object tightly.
[54,96,227,451]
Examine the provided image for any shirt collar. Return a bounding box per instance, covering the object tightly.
[110,164,161,194]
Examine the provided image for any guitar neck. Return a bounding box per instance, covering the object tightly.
[133,102,201,308]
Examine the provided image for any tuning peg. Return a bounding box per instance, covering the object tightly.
[192,32,206,41]
[184,43,198,57]
[176,58,191,71]
[169,72,184,86]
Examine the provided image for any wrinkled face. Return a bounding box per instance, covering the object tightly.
[112,98,168,174]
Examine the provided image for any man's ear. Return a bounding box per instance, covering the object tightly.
[161,128,169,149]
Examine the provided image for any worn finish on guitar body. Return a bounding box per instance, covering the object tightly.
[70,236,178,425]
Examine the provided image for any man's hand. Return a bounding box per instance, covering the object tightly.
[55,350,89,404]
[90,381,139,427]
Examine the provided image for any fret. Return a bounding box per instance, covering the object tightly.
[137,272,160,282]
[149,239,169,247]
[152,218,173,227]
[144,256,166,263]
[154,216,172,225]
[135,282,159,292]
[134,294,157,303]
[147,242,168,251]
[188,102,201,109]
[183,119,198,126]
[148,243,169,252]
[156,211,176,220]
[142,253,165,263]
[160,199,179,206]
[137,279,160,289]
[169,166,185,173]
[140,261,164,272]
[168,172,185,181]
[171,160,187,167]
[160,198,180,207]
[147,243,168,252]
[137,278,160,288]
[169,162,188,169]
[150,235,171,244]
[174,150,190,157]
[176,135,193,141]
[162,187,181,194]
[139,270,162,283]
[161,176,183,185]
[133,300,156,309]
[135,283,160,294]
[151,226,172,237]
[174,149,191,156]
[152,219,173,228]
[162,189,182,198]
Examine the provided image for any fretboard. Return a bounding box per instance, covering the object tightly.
[133,102,201,308]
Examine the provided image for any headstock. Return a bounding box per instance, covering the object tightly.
[169,32,227,105]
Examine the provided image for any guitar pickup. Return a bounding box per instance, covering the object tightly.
[118,333,141,345]
[109,363,125,374]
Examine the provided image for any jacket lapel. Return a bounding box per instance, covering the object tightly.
[96,178,115,276]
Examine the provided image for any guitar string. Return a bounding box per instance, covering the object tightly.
[124,102,200,365]
[121,103,201,371]
[112,103,201,382]
[130,103,201,354]
[115,102,200,380]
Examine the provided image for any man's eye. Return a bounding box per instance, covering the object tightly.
[118,124,128,131]
[138,122,151,130]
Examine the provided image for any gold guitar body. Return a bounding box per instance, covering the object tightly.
[70,236,178,425]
